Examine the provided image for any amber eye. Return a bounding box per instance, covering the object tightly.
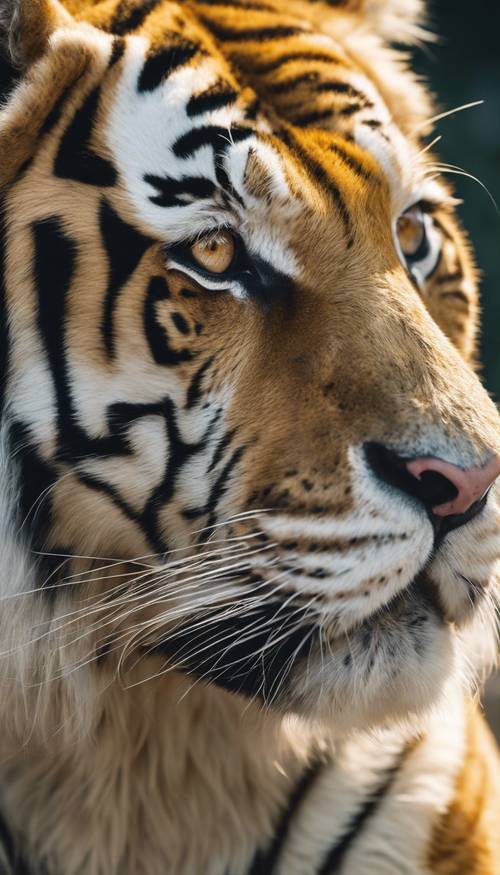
[190,230,236,274]
[396,205,426,259]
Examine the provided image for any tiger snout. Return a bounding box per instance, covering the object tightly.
[238,307,500,636]
[365,442,500,535]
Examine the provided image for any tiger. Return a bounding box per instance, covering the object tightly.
[0,0,499,872]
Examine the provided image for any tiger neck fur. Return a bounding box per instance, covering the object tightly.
[0,654,467,875]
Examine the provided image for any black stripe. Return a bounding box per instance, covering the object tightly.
[54,86,117,187]
[139,395,220,549]
[330,142,377,183]
[100,199,152,358]
[33,216,151,463]
[253,51,340,75]
[338,102,364,117]
[109,396,212,552]
[184,442,246,522]
[0,805,40,873]
[317,80,369,102]
[292,109,333,128]
[207,426,237,471]
[244,95,261,119]
[77,473,142,526]
[186,356,215,409]
[267,76,370,106]
[77,468,171,555]
[33,217,79,441]
[435,271,464,286]
[187,85,238,117]
[144,173,216,207]
[109,36,127,67]
[76,401,168,554]
[267,71,320,94]
[440,290,468,303]
[248,756,326,874]
[0,805,16,866]
[203,443,246,526]
[144,276,193,365]
[8,420,58,578]
[0,53,17,103]
[74,395,220,556]
[39,85,74,139]
[171,311,190,335]
[173,124,253,160]
[109,0,161,35]
[0,198,9,418]
[138,41,199,93]
[317,755,405,874]
[204,22,305,42]
[195,0,276,9]
[279,129,353,246]
[172,125,252,205]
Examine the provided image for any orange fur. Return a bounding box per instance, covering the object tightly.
[0,1,498,872]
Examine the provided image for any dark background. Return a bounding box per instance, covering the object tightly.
[416,0,500,397]
[416,0,500,740]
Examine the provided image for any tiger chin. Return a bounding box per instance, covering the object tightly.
[0,0,500,873]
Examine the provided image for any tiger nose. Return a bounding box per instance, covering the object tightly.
[365,443,500,527]
[406,455,500,517]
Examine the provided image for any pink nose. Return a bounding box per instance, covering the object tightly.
[406,455,500,517]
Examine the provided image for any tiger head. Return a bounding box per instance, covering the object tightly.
[0,0,499,733]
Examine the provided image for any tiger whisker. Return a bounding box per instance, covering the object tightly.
[162,577,309,676]
[15,551,280,658]
[419,134,442,156]
[173,607,313,707]
[118,568,295,680]
[427,164,498,212]
[413,99,484,133]
[14,536,269,609]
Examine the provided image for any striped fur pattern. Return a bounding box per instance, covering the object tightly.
[0,0,499,872]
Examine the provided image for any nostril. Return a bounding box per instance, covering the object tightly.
[406,454,500,517]
[407,468,458,508]
[364,442,458,510]
[365,443,500,535]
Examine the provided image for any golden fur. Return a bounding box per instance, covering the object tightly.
[0,0,499,872]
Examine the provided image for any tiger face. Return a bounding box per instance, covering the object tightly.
[1,0,499,732]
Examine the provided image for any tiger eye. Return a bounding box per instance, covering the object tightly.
[397,206,425,257]
[191,230,235,274]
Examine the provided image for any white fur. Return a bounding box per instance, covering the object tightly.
[0,4,497,872]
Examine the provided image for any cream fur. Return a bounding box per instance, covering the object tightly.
[0,0,499,873]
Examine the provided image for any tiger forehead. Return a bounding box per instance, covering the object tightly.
[102,31,408,247]
[53,0,433,226]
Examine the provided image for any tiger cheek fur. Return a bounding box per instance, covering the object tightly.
[0,0,500,873]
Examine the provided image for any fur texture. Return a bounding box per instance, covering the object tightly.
[0,0,499,872]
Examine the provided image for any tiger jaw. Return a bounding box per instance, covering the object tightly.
[150,487,499,722]
[104,446,500,722]
[152,552,453,724]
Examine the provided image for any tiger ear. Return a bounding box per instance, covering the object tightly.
[0,0,72,68]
